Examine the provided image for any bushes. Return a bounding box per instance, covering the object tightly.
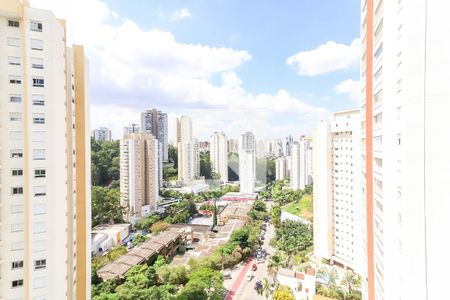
[132,234,149,246]
[150,221,169,235]
[134,214,160,230]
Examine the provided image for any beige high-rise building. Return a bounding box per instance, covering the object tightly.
[239,132,256,193]
[275,156,290,181]
[291,136,312,190]
[313,109,362,274]
[0,1,91,299]
[176,116,199,182]
[120,133,159,224]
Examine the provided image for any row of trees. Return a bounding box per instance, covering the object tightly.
[316,267,362,300]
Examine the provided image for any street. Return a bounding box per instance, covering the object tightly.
[224,210,276,300]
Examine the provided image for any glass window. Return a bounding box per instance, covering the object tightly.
[9,76,21,84]
[32,77,44,87]
[33,186,46,197]
[10,113,22,122]
[34,169,46,178]
[32,95,45,106]
[30,21,43,32]
[11,242,24,251]
[11,205,24,214]
[10,94,22,103]
[11,261,24,270]
[33,114,45,124]
[11,279,24,288]
[8,56,21,65]
[11,187,23,195]
[34,259,46,270]
[11,223,24,232]
[11,169,23,176]
[31,57,44,69]
[33,149,46,160]
[7,37,20,47]
[30,39,43,50]
[8,20,20,28]
[10,149,23,158]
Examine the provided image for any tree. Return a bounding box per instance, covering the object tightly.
[273,285,295,300]
[91,138,120,186]
[262,277,272,300]
[270,205,282,227]
[163,166,178,180]
[200,151,213,179]
[168,144,178,168]
[177,267,225,300]
[91,186,124,227]
[268,252,285,283]
[341,271,361,296]
[230,227,250,249]
[132,234,148,246]
[317,267,338,288]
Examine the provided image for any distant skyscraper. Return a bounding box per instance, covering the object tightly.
[256,140,266,159]
[313,109,362,274]
[93,127,112,141]
[271,139,283,157]
[285,135,294,156]
[140,109,168,162]
[120,133,159,224]
[239,132,256,193]
[0,1,91,298]
[291,136,312,190]
[176,116,199,182]
[123,123,140,135]
[275,156,290,180]
[210,132,228,182]
[228,139,239,153]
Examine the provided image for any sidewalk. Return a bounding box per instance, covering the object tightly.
[224,258,254,300]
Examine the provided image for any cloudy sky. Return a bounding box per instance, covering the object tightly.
[31,0,360,141]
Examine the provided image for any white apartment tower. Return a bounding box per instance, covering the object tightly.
[93,127,112,142]
[0,1,91,299]
[313,109,362,274]
[120,133,159,224]
[239,132,256,193]
[210,132,228,182]
[275,156,290,181]
[361,1,450,299]
[291,136,312,190]
[176,116,199,182]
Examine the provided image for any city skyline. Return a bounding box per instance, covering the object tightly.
[30,0,360,141]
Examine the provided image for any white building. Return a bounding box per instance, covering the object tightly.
[92,127,112,142]
[275,156,290,181]
[360,1,450,299]
[271,139,283,158]
[239,132,256,193]
[313,109,362,274]
[291,136,312,190]
[176,116,200,182]
[0,1,91,298]
[210,132,228,182]
[276,268,316,300]
[227,138,239,153]
[120,133,159,224]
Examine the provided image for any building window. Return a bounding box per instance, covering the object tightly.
[11,261,24,270]
[8,20,20,27]
[8,56,21,65]
[11,169,23,176]
[10,131,24,140]
[32,95,45,106]
[32,77,44,87]
[11,223,24,232]
[31,57,44,69]
[12,279,24,288]
[11,242,24,251]
[30,20,43,32]
[34,259,46,270]
[34,240,46,252]
[10,94,22,103]
[9,76,21,84]
[34,169,46,178]
[12,187,23,195]
[33,222,46,234]
[10,149,23,158]
[7,37,20,47]
[33,114,45,124]
[32,131,46,142]
[11,205,24,214]
[10,113,22,122]
[33,186,46,197]
[30,39,43,51]
[33,203,46,215]
[33,149,46,160]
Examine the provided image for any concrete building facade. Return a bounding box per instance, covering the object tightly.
[92,127,112,142]
[239,132,256,193]
[0,1,91,298]
[291,136,312,190]
[210,132,228,182]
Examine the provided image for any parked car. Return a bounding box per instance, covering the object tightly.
[251,263,257,271]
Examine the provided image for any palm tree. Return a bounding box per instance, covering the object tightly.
[317,267,338,288]
[262,277,272,300]
[268,253,284,284]
[341,271,361,295]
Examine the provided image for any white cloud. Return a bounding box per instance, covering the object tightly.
[30,0,329,140]
[335,79,360,101]
[170,8,191,21]
[287,39,360,76]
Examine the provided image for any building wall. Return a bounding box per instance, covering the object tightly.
[361,1,450,299]
[239,132,256,193]
[0,1,90,298]
[210,132,228,182]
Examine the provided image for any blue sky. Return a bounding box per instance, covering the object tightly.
[33,0,361,140]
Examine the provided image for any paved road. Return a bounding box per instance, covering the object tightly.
[231,218,276,300]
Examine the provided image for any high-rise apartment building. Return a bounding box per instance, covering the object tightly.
[291,136,313,190]
[140,108,168,162]
[239,132,256,193]
[360,1,450,299]
[176,116,199,182]
[92,127,112,142]
[123,123,140,135]
[270,139,283,158]
[210,132,228,182]
[228,138,239,153]
[0,1,91,299]
[285,135,294,156]
[120,133,159,224]
[313,109,362,274]
[275,156,290,181]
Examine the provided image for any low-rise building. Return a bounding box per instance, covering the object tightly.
[276,268,316,300]
[91,224,131,255]
[218,202,252,225]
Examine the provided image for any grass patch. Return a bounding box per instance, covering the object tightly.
[281,194,313,221]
